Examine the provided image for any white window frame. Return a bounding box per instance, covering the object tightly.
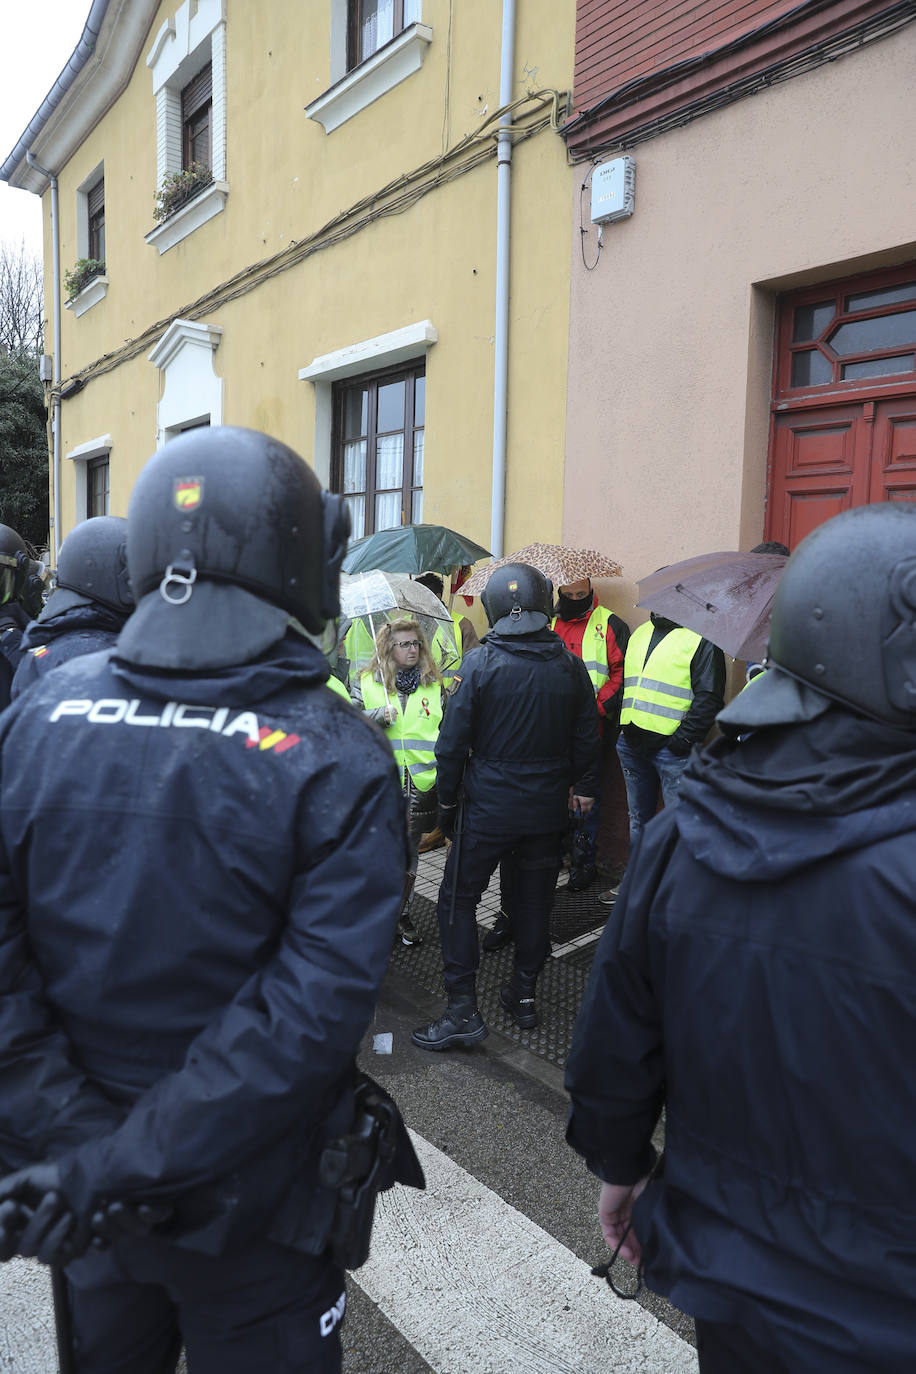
[149,318,223,446]
[66,435,112,524]
[146,0,228,253]
[298,320,436,487]
[306,2,432,135]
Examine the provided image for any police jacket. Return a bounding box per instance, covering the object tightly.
[12,602,127,699]
[435,628,600,838]
[566,706,916,1373]
[0,633,406,1256]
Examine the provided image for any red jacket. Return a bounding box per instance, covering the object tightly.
[553,596,629,726]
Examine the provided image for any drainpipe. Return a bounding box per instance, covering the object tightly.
[26,152,61,563]
[489,0,516,560]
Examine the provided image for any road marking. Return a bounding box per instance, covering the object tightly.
[354,1132,698,1374]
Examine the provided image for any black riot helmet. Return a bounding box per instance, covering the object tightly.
[44,516,133,620]
[762,503,916,728]
[0,524,29,607]
[118,427,350,670]
[481,563,554,635]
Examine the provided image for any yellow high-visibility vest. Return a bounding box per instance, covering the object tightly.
[434,609,463,684]
[619,621,700,735]
[550,606,612,695]
[360,672,443,792]
[324,673,351,702]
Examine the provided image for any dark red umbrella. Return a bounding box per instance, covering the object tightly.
[636,551,788,661]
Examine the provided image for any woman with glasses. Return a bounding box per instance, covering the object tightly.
[352,618,445,947]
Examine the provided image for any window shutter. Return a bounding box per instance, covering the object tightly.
[87,179,105,217]
[182,64,212,120]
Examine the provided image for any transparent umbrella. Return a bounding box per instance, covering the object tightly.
[338,571,458,685]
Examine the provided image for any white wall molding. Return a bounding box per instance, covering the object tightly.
[150,318,223,443]
[145,180,229,254]
[306,24,433,134]
[66,435,112,525]
[65,275,109,318]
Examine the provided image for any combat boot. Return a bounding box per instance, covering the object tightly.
[498,969,539,1029]
[411,998,488,1050]
[481,909,512,952]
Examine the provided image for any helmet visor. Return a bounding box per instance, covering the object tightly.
[0,554,17,605]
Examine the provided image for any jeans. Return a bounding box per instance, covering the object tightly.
[616,733,690,847]
[437,826,562,997]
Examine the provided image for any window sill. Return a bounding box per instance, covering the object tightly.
[145,180,229,255]
[65,275,109,318]
[306,23,433,134]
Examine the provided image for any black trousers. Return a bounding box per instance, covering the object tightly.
[695,1317,792,1374]
[437,825,562,997]
[63,1234,345,1373]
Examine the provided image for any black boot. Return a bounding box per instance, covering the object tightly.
[397,906,423,947]
[499,970,539,1029]
[412,998,488,1050]
[481,909,512,953]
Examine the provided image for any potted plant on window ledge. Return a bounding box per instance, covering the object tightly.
[154,162,214,222]
[64,258,106,304]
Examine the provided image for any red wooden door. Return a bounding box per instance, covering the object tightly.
[766,265,916,545]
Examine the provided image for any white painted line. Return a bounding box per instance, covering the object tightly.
[354,1133,698,1374]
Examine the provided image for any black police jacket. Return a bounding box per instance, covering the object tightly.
[435,628,600,837]
[566,707,916,1373]
[12,602,128,699]
[0,632,407,1255]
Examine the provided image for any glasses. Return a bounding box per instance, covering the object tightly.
[393,640,420,650]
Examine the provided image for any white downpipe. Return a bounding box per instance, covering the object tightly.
[26,152,61,562]
[489,0,516,560]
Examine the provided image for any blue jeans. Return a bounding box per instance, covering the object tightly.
[616,734,690,847]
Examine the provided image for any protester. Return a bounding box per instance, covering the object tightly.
[566,503,916,1373]
[0,427,416,1373]
[12,516,134,698]
[412,564,599,1048]
[352,618,446,946]
[414,572,479,684]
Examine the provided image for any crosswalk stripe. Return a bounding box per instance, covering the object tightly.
[353,1131,698,1374]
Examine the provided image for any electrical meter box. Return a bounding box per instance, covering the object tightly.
[590,156,635,225]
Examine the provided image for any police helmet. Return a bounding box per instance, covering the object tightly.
[43,516,133,621]
[118,427,350,670]
[0,524,28,606]
[481,563,553,635]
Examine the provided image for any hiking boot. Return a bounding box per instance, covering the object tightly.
[397,909,423,947]
[499,971,539,1029]
[411,1000,488,1050]
[567,864,597,891]
[481,910,512,953]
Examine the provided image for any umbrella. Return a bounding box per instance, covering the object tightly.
[458,543,623,597]
[338,570,458,684]
[636,550,788,661]
[341,524,491,576]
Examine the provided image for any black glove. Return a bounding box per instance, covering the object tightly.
[665,734,692,758]
[437,803,458,840]
[0,1163,80,1265]
[88,1198,174,1250]
[0,601,30,633]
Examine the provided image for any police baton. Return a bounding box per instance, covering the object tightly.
[446,790,466,928]
[51,1265,76,1374]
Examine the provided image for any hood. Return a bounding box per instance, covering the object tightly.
[483,627,567,659]
[22,601,128,649]
[674,706,916,882]
[109,630,333,706]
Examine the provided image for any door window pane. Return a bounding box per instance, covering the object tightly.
[842,355,914,381]
[344,494,365,540]
[375,491,401,530]
[360,0,394,59]
[412,488,423,522]
[344,388,368,439]
[414,374,425,425]
[829,309,916,356]
[412,430,424,486]
[792,302,834,343]
[342,439,367,493]
[377,380,406,433]
[87,458,110,518]
[791,350,832,388]
[375,433,404,489]
[845,283,916,312]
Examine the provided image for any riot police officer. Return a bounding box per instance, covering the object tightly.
[0,428,410,1372]
[0,522,46,705]
[412,564,600,1049]
[12,516,134,698]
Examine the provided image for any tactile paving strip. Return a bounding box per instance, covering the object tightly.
[389,893,601,1068]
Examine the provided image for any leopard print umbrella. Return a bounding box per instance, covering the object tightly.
[457,543,622,596]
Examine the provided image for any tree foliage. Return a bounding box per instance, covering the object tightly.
[0,243,48,549]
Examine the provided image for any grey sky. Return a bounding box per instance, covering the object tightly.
[0,4,92,259]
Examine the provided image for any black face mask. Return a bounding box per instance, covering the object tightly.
[557,592,592,622]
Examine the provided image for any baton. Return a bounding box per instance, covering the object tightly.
[51,1265,76,1374]
[446,790,465,927]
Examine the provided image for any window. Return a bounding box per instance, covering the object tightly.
[87,178,105,263]
[777,269,916,394]
[348,0,422,70]
[182,63,212,170]
[87,457,110,518]
[332,363,425,538]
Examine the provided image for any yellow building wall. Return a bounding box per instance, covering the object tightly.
[45,0,574,556]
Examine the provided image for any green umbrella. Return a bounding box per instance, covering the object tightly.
[341,523,490,576]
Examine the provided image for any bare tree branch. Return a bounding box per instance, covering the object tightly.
[0,241,44,357]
